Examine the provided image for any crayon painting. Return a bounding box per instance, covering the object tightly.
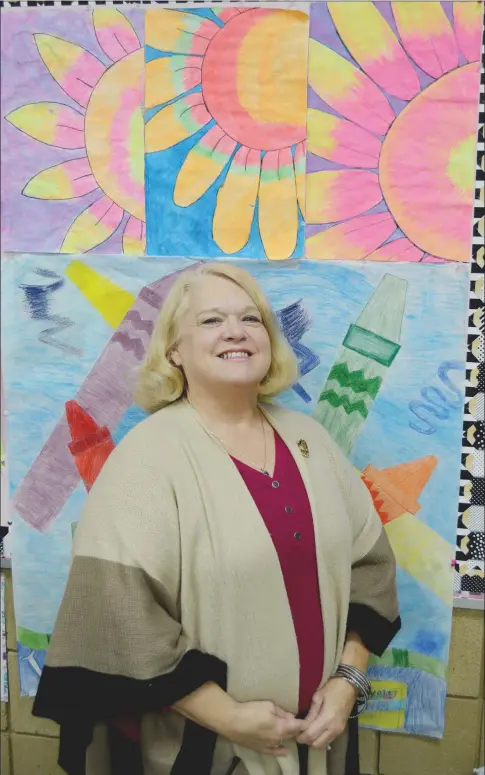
[144,7,308,261]
[1,7,145,255]
[306,2,483,262]
[1,255,469,737]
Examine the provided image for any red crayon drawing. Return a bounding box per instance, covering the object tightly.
[66,400,115,491]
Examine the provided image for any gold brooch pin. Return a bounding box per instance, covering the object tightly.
[297,439,309,458]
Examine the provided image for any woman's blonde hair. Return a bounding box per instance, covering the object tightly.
[134,263,299,413]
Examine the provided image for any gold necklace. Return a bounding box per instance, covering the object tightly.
[189,401,270,476]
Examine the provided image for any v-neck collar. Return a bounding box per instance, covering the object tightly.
[230,427,279,480]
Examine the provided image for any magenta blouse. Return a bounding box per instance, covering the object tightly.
[232,432,324,714]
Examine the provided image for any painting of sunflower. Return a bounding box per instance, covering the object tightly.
[2,7,145,255]
[144,7,308,261]
[306,1,483,262]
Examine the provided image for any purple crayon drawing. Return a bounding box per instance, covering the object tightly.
[13,265,199,532]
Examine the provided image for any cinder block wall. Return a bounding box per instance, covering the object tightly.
[1,569,484,775]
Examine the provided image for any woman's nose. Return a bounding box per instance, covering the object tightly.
[222,317,246,339]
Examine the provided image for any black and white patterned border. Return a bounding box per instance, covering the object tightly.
[454,26,485,602]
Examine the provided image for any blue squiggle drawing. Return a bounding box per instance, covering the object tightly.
[408,360,463,434]
[19,268,82,356]
[277,300,320,403]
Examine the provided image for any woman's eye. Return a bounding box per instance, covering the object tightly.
[202,317,221,325]
[243,316,261,324]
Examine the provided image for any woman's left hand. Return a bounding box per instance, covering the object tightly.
[296,678,358,749]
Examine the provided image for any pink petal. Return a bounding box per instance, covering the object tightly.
[60,195,124,253]
[392,3,459,78]
[309,39,394,136]
[421,255,448,263]
[34,34,106,109]
[23,158,98,200]
[365,237,424,262]
[453,2,483,63]
[307,170,382,224]
[93,8,141,63]
[307,109,382,169]
[306,212,396,260]
[328,2,420,100]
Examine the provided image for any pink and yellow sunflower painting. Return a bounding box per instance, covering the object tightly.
[306,1,483,262]
[144,8,308,261]
[1,7,145,255]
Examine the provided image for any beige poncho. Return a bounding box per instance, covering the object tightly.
[33,399,400,775]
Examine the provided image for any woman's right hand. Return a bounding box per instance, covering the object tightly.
[225,700,306,757]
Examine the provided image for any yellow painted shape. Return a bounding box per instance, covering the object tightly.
[295,167,305,218]
[174,150,225,208]
[6,103,62,146]
[65,260,135,328]
[308,39,360,103]
[328,2,399,63]
[454,0,484,32]
[213,156,261,254]
[447,135,476,196]
[122,235,146,256]
[145,99,205,155]
[360,680,407,730]
[238,11,308,128]
[385,513,454,605]
[258,174,298,261]
[307,109,338,159]
[23,164,74,200]
[145,9,213,54]
[35,34,83,81]
[146,58,186,110]
[93,6,138,34]
[392,2,450,36]
[61,210,115,255]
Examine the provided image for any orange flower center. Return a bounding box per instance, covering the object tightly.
[202,9,308,151]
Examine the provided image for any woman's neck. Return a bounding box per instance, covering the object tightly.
[186,386,261,429]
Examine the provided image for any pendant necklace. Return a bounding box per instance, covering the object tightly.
[188,401,270,476]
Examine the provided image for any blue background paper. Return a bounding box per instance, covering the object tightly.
[2,256,469,736]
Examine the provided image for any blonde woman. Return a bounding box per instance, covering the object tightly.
[34,263,401,775]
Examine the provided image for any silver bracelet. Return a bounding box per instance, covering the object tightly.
[332,664,371,718]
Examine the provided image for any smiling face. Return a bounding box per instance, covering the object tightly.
[171,274,272,396]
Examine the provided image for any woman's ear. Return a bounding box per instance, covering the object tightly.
[170,348,182,367]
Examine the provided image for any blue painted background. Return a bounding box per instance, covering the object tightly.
[2,256,468,736]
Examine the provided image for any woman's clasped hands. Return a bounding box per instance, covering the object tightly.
[226,700,306,757]
[225,678,357,756]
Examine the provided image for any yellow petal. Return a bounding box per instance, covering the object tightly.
[174,126,236,207]
[5,103,85,148]
[23,158,97,200]
[145,93,210,154]
[60,196,123,253]
[145,10,219,55]
[34,34,105,108]
[213,146,260,254]
[145,55,201,110]
[258,149,298,261]
[92,8,140,62]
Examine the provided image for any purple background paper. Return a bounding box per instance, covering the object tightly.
[0,7,144,255]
